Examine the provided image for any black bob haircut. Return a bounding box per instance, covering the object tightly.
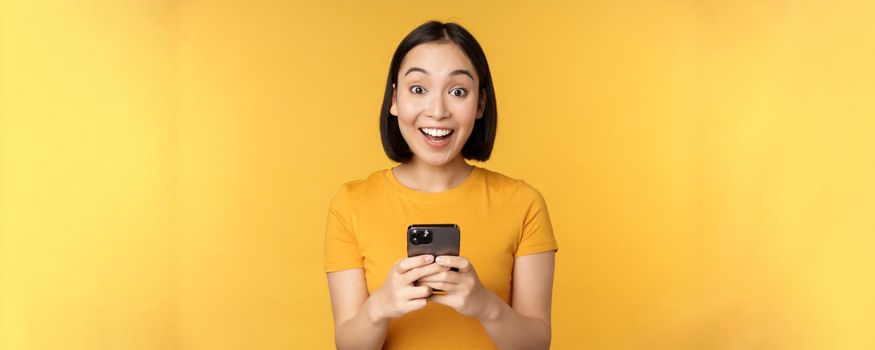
[379,20,498,163]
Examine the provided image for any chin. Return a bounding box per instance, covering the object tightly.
[414,150,461,167]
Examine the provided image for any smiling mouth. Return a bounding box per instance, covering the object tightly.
[419,127,454,140]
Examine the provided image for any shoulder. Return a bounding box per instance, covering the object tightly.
[328,168,387,209]
[477,167,546,203]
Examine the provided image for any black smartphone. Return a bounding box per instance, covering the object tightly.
[407,224,461,290]
[407,224,460,257]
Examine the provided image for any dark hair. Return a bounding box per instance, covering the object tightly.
[379,21,498,163]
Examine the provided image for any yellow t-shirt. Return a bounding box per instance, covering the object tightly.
[323,165,558,349]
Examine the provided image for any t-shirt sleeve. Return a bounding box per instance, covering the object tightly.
[515,181,559,257]
[323,183,365,272]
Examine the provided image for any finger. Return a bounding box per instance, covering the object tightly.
[401,263,445,285]
[415,271,462,284]
[395,255,434,274]
[405,285,432,299]
[415,271,446,283]
[435,255,473,272]
[418,281,457,292]
[406,298,428,312]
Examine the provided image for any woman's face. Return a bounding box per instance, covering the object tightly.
[390,41,485,166]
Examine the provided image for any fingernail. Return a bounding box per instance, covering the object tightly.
[424,255,434,262]
[436,256,445,264]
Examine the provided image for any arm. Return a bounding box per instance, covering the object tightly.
[421,251,555,350]
[326,268,387,350]
[480,251,555,349]
[326,255,444,350]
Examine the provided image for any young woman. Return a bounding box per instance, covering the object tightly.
[324,21,557,350]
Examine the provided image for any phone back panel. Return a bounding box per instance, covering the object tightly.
[407,224,460,257]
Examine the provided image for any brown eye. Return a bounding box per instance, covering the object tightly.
[450,88,467,97]
[410,85,425,94]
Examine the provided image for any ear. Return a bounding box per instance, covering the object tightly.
[476,89,487,119]
[389,83,399,116]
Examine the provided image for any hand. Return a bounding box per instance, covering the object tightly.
[369,255,444,321]
[417,255,492,318]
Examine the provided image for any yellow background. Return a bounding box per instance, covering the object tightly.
[1,0,873,349]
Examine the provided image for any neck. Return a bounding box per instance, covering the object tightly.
[393,156,474,193]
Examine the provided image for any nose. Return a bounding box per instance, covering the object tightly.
[425,92,450,120]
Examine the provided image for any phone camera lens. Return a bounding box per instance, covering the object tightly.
[410,228,434,245]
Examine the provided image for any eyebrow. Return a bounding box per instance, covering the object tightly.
[403,67,475,81]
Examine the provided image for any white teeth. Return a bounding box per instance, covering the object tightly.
[420,128,452,137]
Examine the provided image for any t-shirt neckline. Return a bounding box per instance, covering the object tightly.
[384,165,483,200]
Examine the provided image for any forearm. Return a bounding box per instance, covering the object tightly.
[335,297,390,350]
[478,292,551,350]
